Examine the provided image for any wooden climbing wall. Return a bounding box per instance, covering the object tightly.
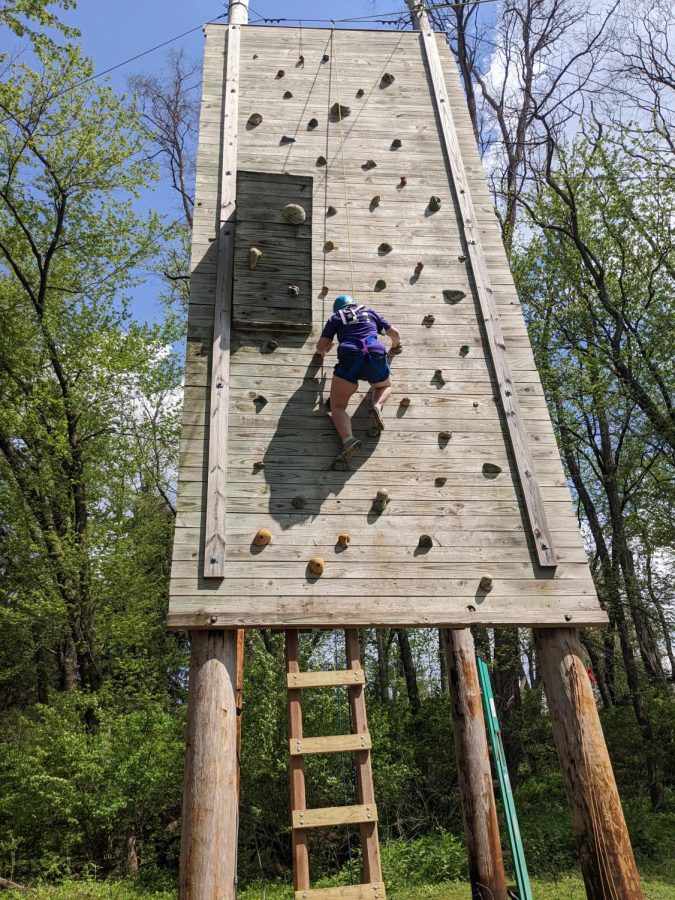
[168,23,607,629]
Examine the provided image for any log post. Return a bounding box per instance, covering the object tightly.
[180,630,239,900]
[534,629,644,899]
[442,628,508,900]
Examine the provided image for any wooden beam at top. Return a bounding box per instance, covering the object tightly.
[409,3,557,568]
[203,8,248,578]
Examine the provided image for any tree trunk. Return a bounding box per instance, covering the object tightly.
[439,628,450,695]
[396,629,420,715]
[492,627,522,774]
[375,629,390,702]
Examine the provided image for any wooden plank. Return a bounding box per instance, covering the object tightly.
[292,804,378,830]
[413,16,557,567]
[345,630,383,885]
[287,669,366,689]
[286,630,310,892]
[295,883,386,900]
[203,20,242,579]
[289,733,373,756]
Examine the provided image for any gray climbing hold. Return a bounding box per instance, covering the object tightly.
[322,54,329,62]
[326,206,337,216]
[276,69,285,78]
[288,284,300,296]
[479,574,494,592]
[378,242,392,254]
[428,196,442,212]
[435,477,447,486]
[253,395,268,409]
[283,90,293,99]
[370,195,381,209]
[433,369,446,385]
[373,488,390,513]
[381,72,395,86]
[374,279,386,291]
[280,135,296,145]
[265,340,278,352]
[362,159,377,171]
[423,315,435,326]
[292,495,306,509]
[316,155,327,166]
[443,289,466,303]
[324,240,335,252]
[356,88,365,98]
[308,118,319,129]
[459,345,470,356]
[418,535,433,549]
[390,138,402,150]
[330,102,351,119]
[247,113,263,127]
[482,463,502,477]
[282,203,306,224]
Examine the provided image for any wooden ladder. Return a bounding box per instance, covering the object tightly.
[285,629,386,900]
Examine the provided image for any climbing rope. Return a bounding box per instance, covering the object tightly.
[330,28,356,299]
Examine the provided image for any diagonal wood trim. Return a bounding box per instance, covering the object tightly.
[203,22,243,578]
[411,7,557,568]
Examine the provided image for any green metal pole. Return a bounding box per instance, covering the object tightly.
[477,656,533,900]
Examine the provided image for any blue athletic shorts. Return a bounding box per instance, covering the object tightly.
[334,348,391,385]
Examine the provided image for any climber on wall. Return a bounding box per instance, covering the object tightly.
[314,294,402,463]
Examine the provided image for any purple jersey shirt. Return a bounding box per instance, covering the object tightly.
[321,305,391,353]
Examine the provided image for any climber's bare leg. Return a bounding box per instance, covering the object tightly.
[369,377,392,431]
[330,375,359,441]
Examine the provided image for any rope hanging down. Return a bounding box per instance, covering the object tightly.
[330,28,356,298]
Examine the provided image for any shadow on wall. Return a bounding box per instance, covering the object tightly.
[262,353,380,529]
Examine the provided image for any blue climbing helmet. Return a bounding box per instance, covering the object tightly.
[333,294,357,313]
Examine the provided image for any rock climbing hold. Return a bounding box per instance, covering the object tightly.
[418,534,433,549]
[428,195,442,212]
[283,90,293,99]
[282,203,306,224]
[308,117,319,129]
[288,284,300,296]
[439,430,452,441]
[479,574,494,592]
[374,279,386,291]
[356,88,365,97]
[443,289,466,303]
[459,344,469,356]
[433,369,446,385]
[322,54,330,63]
[308,556,324,575]
[292,495,306,509]
[435,476,447,486]
[324,240,335,252]
[378,242,393,254]
[398,176,407,188]
[253,527,272,547]
[381,72,395,86]
[373,489,390,513]
[297,55,305,67]
[276,69,285,78]
[265,340,278,352]
[248,247,262,270]
[253,54,258,59]
[473,401,479,408]
[390,138,402,150]
[247,113,263,127]
[330,102,351,119]
[458,254,467,262]
[326,206,337,216]
[400,397,411,407]
[362,159,377,171]
[252,461,265,472]
[423,314,435,326]
[253,394,268,409]
[414,262,424,276]
[482,463,502,477]
[316,155,327,167]
[370,195,381,209]
[337,533,351,548]
[280,135,296,145]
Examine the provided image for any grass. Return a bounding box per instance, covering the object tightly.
[3,874,675,899]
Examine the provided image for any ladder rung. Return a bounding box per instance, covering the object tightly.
[290,733,372,756]
[292,804,378,830]
[287,669,365,689]
[295,883,386,899]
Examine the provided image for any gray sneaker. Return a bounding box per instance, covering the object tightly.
[336,436,362,463]
[368,405,384,431]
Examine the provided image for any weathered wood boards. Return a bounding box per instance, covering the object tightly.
[168,24,606,629]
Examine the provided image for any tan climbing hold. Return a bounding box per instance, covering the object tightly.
[247,113,263,127]
[373,489,390,513]
[330,102,351,119]
[400,397,411,407]
[429,196,442,212]
[439,430,452,441]
[414,262,424,276]
[338,534,351,548]
[479,574,494,592]
[282,203,306,224]
[248,247,262,270]
[308,557,324,576]
[378,242,393,254]
[381,72,395,86]
[362,159,377,171]
[253,528,272,547]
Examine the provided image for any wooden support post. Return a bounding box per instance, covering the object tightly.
[442,628,508,900]
[286,630,310,893]
[180,630,239,900]
[345,629,384,886]
[534,629,644,899]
